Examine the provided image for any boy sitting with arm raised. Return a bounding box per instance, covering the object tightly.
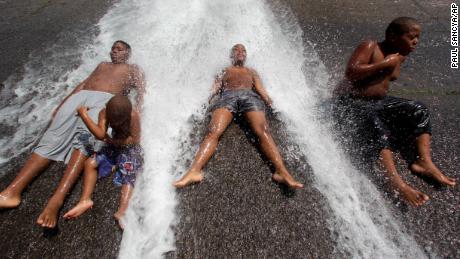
[335,17,455,206]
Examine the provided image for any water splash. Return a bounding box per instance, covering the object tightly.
[117,0,426,257]
[0,29,100,167]
[0,0,427,258]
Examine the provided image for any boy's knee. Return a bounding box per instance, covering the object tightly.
[412,101,431,130]
[207,126,225,139]
[85,157,98,169]
[254,123,270,137]
[415,100,426,108]
[413,101,429,116]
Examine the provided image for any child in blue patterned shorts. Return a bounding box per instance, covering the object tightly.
[63,96,142,229]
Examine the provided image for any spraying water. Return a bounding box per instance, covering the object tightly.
[0,0,427,258]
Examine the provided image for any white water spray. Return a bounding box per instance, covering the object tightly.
[0,0,427,258]
[118,0,426,257]
[0,36,99,166]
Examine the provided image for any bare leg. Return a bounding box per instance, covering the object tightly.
[410,133,456,186]
[245,111,303,189]
[113,184,133,230]
[174,108,234,188]
[379,148,429,206]
[63,158,98,219]
[37,149,87,228]
[0,153,51,209]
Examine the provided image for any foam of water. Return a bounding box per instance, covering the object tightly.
[0,32,99,166]
[115,0,427,258]
[0,0,427,258]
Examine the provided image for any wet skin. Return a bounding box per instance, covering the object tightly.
[342,24,421,98]
[174,44,303,189]
[71,42,145,108]
[63,157,133,230]
[338,23,455,207]
[64,105,140,230]
[0,42,145,229]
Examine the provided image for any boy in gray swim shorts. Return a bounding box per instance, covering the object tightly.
[211,88,266,114]
[174,44,303,189]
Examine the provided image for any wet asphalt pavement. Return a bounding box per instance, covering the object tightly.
[0,0,458,258]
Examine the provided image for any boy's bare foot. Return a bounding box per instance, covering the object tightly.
[0,191,21,209]
[63,199,94,219]
[173,170,204,188]
[410,160,456,186]
[397,184,429,207]
[272,171,303,189]
[36,200,60,228]
[113,212,125,230]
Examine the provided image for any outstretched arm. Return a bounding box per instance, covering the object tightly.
[208,70,225,103]
[130,65,146,111]
[345,40,403,82]
[77,107,108,140]
[251,69,273,107]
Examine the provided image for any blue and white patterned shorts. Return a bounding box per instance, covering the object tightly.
[94,144,143,186]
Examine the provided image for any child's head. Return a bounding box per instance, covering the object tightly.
[110,40,131,64]
[230,44,247,65]
[385,17,421,55]
[106,96,132,139]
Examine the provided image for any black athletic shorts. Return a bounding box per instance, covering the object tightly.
[336,95,431,150]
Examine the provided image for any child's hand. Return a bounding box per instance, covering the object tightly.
[104,136,115,145]
[384,53,405,68]
[76,106,89,117]
[105,137,123,147]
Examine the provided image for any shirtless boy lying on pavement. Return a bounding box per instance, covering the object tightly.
[0,40,145,229]
[174,44,303,189]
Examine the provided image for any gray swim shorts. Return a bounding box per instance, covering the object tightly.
[34,90,113,163]
[211,89,266,114]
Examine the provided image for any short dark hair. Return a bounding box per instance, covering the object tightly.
[385,17,420,38]
[114,40,132,53]
[106,96,132,139]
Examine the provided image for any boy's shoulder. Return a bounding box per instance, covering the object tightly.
[245,66,257,73]
[128,64,144,78]
[131,110,141,120]
[350,40,383,60]
[128,63,142,71]
[98,61,111,66]
[355,39,379,51]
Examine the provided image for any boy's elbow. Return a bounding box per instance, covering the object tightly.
[95,133,106,140]
[345,69,357,81]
